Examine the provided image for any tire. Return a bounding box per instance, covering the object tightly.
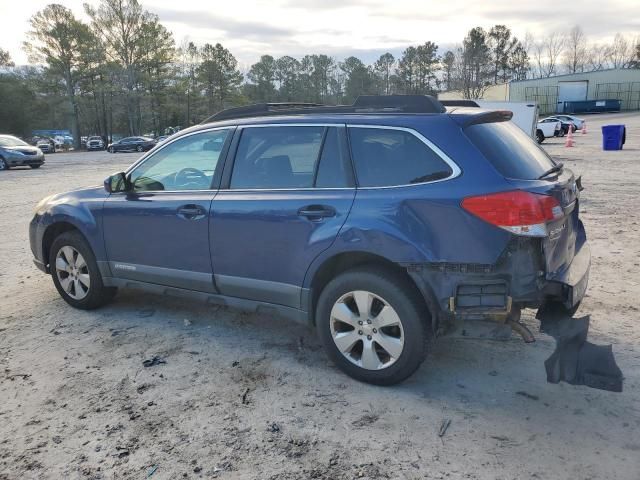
[108,147,114,153]
[30,165,41,169]
[316,267,428,386]
[136,145,143,152]
[50,231,117,310]
[0,157,8,171]
[536,131,545,144]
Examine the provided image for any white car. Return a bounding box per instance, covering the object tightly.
[536,118,562,144]
[36,138,56,153]
[553,114,585,130]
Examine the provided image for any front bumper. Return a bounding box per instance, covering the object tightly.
[8,154,44,167]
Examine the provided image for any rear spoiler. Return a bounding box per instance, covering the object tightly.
[451,110,513,127]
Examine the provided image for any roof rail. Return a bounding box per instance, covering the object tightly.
[202,95,446,124]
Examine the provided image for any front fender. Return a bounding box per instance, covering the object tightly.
[31,187,108,268]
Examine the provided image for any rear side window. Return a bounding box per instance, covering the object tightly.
[348,127,453,187]
[465,122,556,180]
[231,126,323,189]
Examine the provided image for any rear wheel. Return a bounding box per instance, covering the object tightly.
[50,231,117,309]
[108,146,114,153]
[136,145,143,152]
[316,268,428,385]
[536,130,545,144]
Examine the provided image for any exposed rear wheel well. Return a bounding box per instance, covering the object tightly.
[309,252,432,327]
[43,222,81,269]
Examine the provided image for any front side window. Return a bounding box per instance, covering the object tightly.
[128,129,230,191]
[230,126,324,189]
[348,127,453,187]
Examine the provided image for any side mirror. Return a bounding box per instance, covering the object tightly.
[104,172,129,193]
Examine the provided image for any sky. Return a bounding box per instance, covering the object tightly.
[2,0,639,70]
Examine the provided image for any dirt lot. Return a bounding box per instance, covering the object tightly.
[1,114,639,480]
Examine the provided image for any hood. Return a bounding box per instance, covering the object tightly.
[4,145,42,154]
[35,185,107,214]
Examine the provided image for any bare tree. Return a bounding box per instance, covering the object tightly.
[563,26,587,73]
[608,33,633,68]
[586,43,611,71]
[534,32,565,77]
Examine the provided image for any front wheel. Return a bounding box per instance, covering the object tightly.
[0,157,8,171]
[30,164,41,169]
[536,131,545,144]
[136,145,143,152]
[50,231,117,309]
[316,268,428,385]
[108,147,114,153]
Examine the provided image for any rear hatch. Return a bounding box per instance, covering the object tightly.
[463,120,580,276]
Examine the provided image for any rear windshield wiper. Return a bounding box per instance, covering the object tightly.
[409,171,451,184]
[538,162,564,180]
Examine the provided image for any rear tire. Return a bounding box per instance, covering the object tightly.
[316,267,428,385]
[108,146,114,153]
[50,231,117,310]
[136,145,143,152]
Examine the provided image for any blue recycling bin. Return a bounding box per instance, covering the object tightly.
[601,125,626,151]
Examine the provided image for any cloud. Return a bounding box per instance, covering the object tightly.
[153,7,295,40]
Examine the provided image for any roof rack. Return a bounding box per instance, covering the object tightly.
[202,95,446,124]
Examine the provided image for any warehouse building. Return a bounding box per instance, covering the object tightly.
[440,68,640,115]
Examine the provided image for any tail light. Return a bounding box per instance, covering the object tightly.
[461,191,562,237]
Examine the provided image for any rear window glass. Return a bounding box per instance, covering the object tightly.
[348,128,453,187]
[465,122,556,179]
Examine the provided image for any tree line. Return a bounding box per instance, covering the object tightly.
[0,0,638,147]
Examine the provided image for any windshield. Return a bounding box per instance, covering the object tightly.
[465,121,557,180]
[0,136,29,147]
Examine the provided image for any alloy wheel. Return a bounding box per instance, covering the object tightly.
[330,290,405,370]
[55,246,91,300]
[0,158,7,170]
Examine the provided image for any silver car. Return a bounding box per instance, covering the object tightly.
[0,135,45,170]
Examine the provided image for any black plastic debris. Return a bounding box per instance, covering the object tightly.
[142,356,166,368]
[537,306,623,392]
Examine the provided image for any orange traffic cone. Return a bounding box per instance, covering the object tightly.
[581,121,587,134]
[565,124,575,147]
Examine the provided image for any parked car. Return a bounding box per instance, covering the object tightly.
[107,136,156,153]
[36,138,56,154]
[553,114,585,130]
[536,118,562,143]
[0,134,45,170]
[86,136,105,151]
[30,96,589,385]
[543,116,577,135]
[156,135,169,144]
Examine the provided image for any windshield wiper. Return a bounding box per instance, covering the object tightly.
[538,162,564,180]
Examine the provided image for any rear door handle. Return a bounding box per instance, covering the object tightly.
[177,204,206,220]
[297,205,336,220]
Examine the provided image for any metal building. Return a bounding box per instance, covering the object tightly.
[508,68,640,115]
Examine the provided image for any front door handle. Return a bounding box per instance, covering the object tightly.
[297,205,336,220]
[177,204,206,220]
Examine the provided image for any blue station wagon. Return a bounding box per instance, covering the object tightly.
[30,96,590,385]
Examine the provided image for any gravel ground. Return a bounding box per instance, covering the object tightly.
[1,114,639,479]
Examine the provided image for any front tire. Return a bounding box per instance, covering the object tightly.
[536,130,545,144]
[108,146,114,153]
[0,157,8,170]
[316,268,428,385]
[50,231,117,309]
[30,164,41,169]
